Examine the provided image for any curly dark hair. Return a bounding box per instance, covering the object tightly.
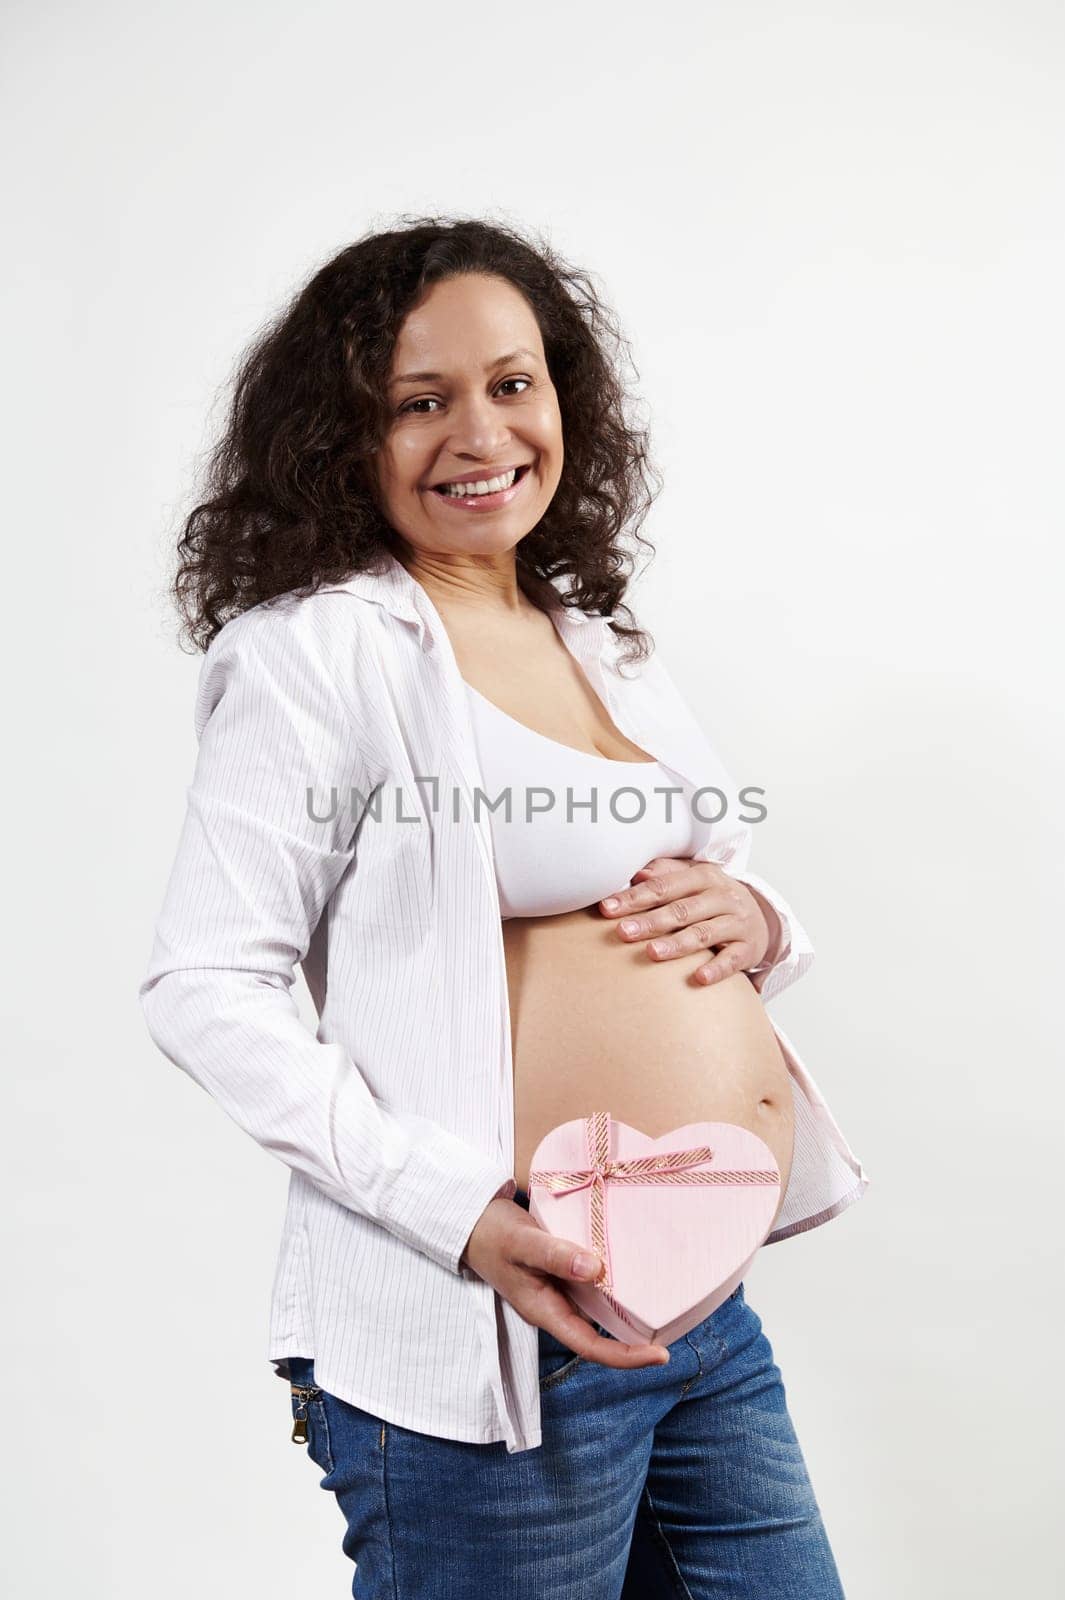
[170,213,662,667]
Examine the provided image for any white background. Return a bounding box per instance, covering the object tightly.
[3,2,1062,1595]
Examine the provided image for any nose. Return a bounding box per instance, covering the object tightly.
[447,391,512,460]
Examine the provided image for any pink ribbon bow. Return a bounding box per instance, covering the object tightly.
[528,1110,779,1327]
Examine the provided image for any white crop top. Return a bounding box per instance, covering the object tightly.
[464,681,714,919]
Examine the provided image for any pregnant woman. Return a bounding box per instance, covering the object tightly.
[139,217,868,1598]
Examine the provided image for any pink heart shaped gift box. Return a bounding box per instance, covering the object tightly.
[527,1110,781,1346]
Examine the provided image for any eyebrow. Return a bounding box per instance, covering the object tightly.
[388,347,541,387]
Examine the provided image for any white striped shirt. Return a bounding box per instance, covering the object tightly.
[138,550,869,1454]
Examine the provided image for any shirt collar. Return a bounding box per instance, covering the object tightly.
[321,548,603,646]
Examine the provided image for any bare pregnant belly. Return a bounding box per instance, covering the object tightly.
[504,906,795,1232]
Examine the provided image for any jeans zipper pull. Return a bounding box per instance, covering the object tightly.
[291,1386,311,1443]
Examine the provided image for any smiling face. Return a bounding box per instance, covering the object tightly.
[370,272,565,562]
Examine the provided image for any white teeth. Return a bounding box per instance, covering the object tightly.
[441,468,518,497]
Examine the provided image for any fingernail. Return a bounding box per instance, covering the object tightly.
[574,1252,600,1277]
[620,919,640,935]
[602,897,619,910]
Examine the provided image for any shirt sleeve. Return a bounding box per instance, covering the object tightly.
[646,648,816,1004]
[137,603,514,1276]
[689,786,815,1002]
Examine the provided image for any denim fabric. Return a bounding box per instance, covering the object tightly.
[286,1185,846,1597]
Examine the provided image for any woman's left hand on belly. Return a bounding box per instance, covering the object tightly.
[597,857,776,988]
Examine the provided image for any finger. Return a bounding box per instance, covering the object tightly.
[518,1237,672,1368]
[645,912,749,960]
[693,942,755,985]
[601,867,711,925]
[629,857,687,881]
[599,860,700,916]
[617,893,745,946]
[551,1323,672,1369]
[535,1290,671,1368]
[519,1227,607,1287]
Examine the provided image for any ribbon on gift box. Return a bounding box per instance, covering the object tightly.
[528,1110,780,1330]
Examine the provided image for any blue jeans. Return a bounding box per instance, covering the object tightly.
[286,1185,846,1597]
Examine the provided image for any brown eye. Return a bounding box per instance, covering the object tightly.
[399,377,530,416]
